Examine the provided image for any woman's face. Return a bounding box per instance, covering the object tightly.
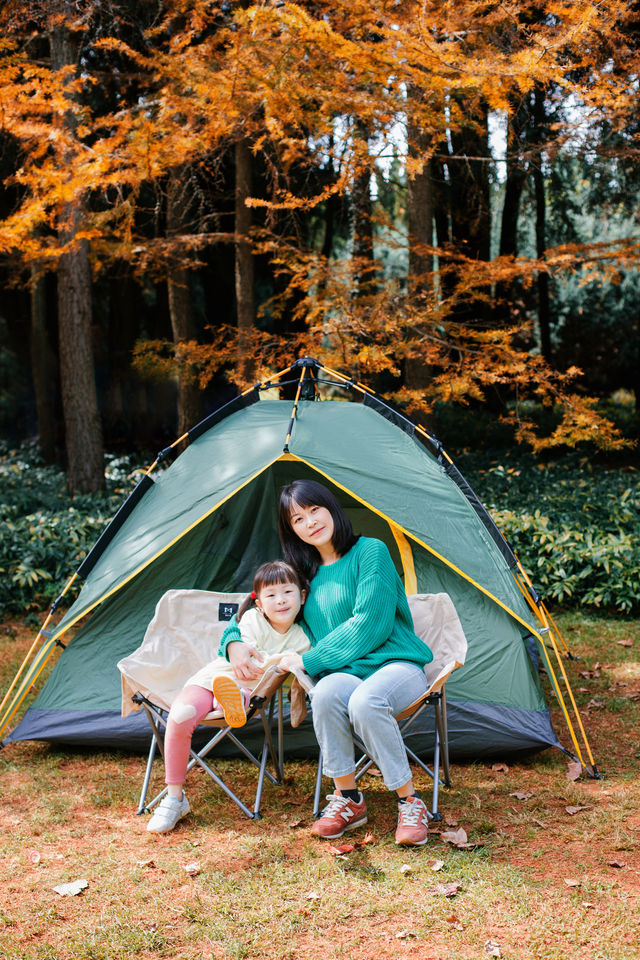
[289,501,335,551]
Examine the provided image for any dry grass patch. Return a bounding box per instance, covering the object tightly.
[1,609,639,960]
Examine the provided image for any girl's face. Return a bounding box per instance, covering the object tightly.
[288,502,335,551]
[256,581,305,634]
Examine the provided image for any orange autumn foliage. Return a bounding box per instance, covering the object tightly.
[1,1,638,450]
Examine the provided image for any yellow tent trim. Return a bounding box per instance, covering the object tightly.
[390,526,418,593]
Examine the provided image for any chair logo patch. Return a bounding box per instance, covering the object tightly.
[218,602,239,621]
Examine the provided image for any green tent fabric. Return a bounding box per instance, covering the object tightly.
[5,389,561,759]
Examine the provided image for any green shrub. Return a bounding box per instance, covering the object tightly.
[1,445,638,618]
[461,452,640,614]
[0,444,149,617]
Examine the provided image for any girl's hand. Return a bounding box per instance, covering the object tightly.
[277,653,304,674]
[227,641,265,682]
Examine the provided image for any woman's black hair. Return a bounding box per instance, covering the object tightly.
[237,560,309,623]
[278,479,358,580]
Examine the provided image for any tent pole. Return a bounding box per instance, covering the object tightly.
[283,366,307,452]
[0,572,78,739]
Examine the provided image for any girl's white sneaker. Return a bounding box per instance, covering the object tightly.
[147,792,191,833]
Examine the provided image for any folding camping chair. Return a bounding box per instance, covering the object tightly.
[312,593,468,821]
[118,589,293,820]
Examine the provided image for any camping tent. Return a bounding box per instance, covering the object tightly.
[1,358,596,771]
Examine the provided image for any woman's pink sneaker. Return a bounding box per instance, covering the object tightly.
[395,796,429,845]
[311,792,368,839]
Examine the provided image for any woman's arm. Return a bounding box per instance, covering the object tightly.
[301,539,399,676]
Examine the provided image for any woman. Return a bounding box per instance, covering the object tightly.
[222,479,433,846]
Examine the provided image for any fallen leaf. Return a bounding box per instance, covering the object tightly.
[53,879,88,897]
[328,843,354,856]
[532,818,546,828]
[565,805,591,815]
[566,761,582,781]
[395,929,417,939]
[491,763,509,773]
[135,859,155,869]
[509,791,534,800]
[594,662,601,677]
[183,862,201,877]
[617,639,633,647]
[288,819,305,829]
[427,859,445,872]
[564,878,581,887]
[445,914,464,930]
[367,766,383,777]
[587,698,605,709]
[442,828,468,846]
[444,816,459,827]
[582,901,596,909]
[607,860,626,868]
[400,864,413,874]
[429,881,462,897]
[485,939,501,957]
[29,851,41,865]
[305,891,320,900]
[358,832,375,846]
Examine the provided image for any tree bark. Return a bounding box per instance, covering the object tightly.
[406,101,435,389]
[50,17,104,493]
[351,121,375,298]
[495,97,531,325]
[57,206,105,492]
[447,102,492,325]
[235,139,255,382]
[532,85,552,363]
[167,166,203,436]
[407,119,434,292]
[30,265,56,462]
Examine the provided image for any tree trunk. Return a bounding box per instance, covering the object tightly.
[447,102,492,324]
[495,97,531,325]
[407,119,434,292]
[351,121,375,298]
[57,207,105,492]
[234,139,255,382]
[50,17,104,493]
[532,86,552,363]
[406,101,435,389]
[167,166,203,436]
[30,265,56,462]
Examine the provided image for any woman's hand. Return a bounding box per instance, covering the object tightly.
[277,653,304,674]
[227,641,265,683]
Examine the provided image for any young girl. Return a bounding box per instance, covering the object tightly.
[147,561,310,833]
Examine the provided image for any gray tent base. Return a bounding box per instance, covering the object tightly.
[5,699,562,763]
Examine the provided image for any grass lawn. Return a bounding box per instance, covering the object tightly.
[1,609,639,960]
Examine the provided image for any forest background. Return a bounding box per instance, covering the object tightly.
[1,0,640,617]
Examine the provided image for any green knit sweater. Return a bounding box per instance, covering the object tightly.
[219,537,432,680]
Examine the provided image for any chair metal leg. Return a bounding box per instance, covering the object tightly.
[313,750,324,818]
[438,689,451,787]
[135,694,284,820]
[136,732,158,814]
[277,687,285,781]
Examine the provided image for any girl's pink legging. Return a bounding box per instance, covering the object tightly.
[164,685,215,785]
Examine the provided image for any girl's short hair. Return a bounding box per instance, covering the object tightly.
[237,560,308,622]
[278,479,358,580]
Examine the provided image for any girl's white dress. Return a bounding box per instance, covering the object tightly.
[186,607,310,692]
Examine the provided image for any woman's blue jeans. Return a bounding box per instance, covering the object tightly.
[309,661,428,791]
